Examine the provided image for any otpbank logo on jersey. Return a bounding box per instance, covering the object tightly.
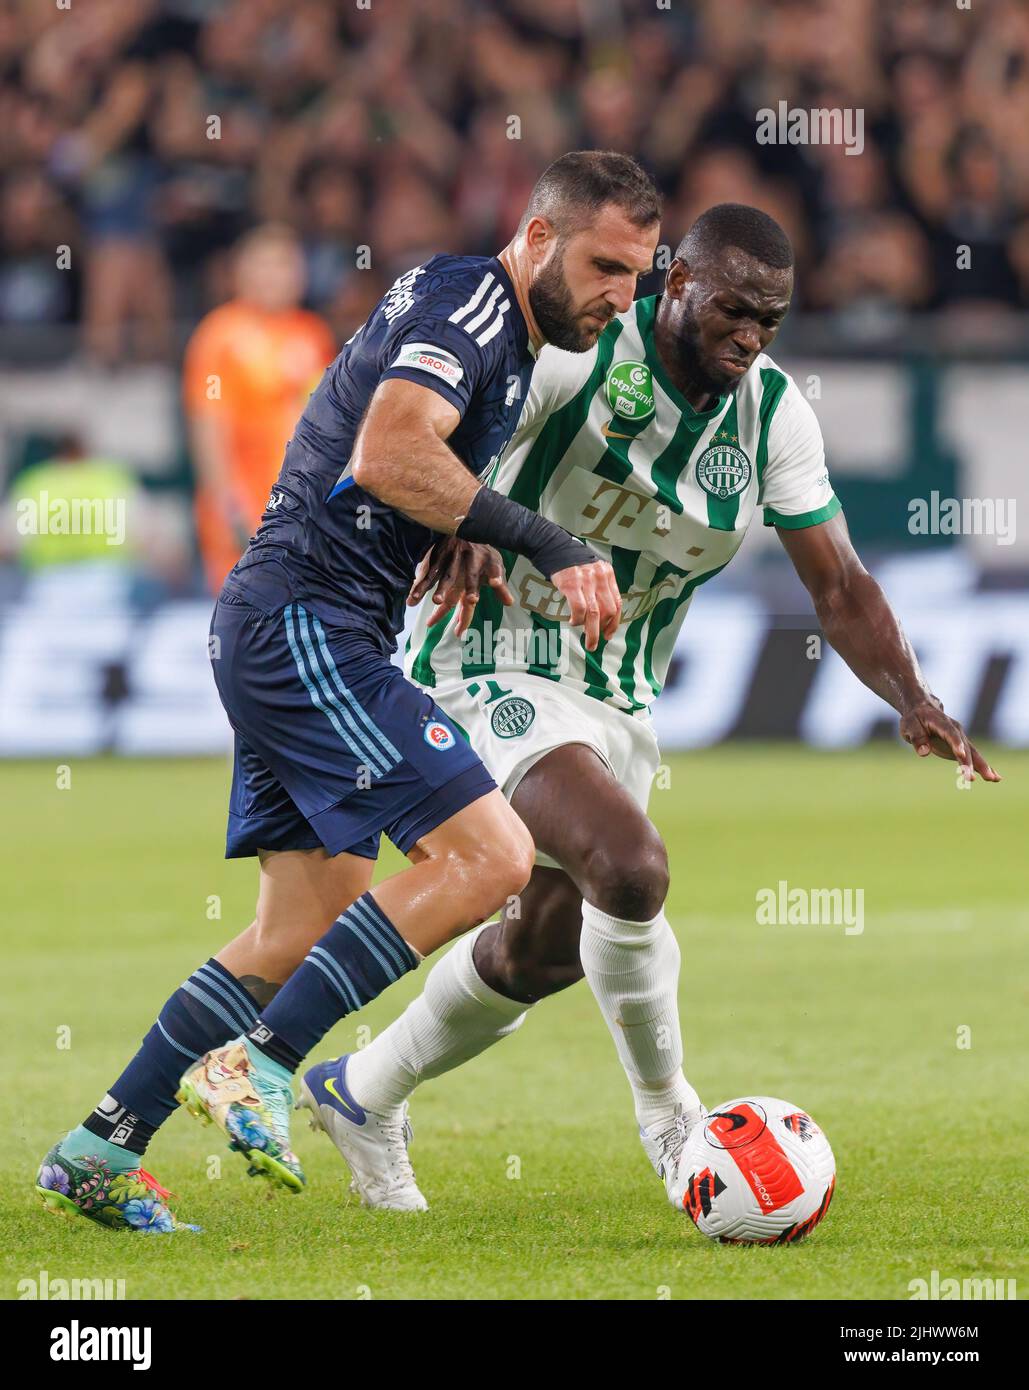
[695,439,753,499]
[423,719,456,750]
[392,342,465,388]
[606,361,654,420]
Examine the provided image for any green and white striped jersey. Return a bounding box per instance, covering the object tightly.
[406,294,840,716]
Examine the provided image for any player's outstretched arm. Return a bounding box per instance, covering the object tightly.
[779,512,1000,783]
[352,379,621,649]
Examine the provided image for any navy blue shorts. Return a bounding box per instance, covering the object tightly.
[210,582,496,862]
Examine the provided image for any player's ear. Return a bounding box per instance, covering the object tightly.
[664,257,690,297]
[523,214,557,264]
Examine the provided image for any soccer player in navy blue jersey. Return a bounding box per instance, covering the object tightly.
[36,152,662,1230]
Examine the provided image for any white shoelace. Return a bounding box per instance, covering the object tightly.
[379,1110,417,1189]
[650,1106,689,1174]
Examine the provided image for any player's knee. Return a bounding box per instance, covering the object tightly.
[449,817,534,921]
[582,827,669,922]
[489,814,536,903]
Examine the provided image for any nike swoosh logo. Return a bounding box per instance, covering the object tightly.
[601,423,634,440]
[324,1076,365,1124]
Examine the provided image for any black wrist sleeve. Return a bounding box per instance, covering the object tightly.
[455,487,599,579]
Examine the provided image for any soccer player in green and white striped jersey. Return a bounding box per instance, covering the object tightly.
[406,260,839,715]
[301,205,998,1213]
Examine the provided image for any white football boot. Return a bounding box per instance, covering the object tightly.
[297,1055,428,1212]
[640,1102,707,1209]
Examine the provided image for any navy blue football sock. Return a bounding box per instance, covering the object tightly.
[247,894,419,1073]
[80,958,260,1155]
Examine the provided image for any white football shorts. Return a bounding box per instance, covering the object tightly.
[428,674,661,869]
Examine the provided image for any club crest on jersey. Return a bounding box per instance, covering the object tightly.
[605,361,654,421]
[695,441,752,499]
[489,696,535,739]
[423,720,455,750]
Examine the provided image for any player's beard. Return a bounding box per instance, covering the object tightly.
[666,298,739,400]
[529,248,610,353]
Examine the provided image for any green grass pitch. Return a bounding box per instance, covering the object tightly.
[3,746,1026,1300]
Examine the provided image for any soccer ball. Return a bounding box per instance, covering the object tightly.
[680,1096,836,1244]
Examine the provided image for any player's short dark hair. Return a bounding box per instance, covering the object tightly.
[676,204,794,272]
[519,151,662,237]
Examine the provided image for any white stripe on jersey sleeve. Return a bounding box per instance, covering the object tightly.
[475,302,511,347]
[462,283,506,336]
[448,272,495,326]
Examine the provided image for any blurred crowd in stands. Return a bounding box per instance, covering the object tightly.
[2,0,1027,596]
[2,0,1028,365]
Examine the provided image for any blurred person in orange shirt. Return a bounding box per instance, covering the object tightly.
[183,224,336,593]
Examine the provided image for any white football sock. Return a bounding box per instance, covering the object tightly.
[579,901,700,1130]
[345,924,529,1114]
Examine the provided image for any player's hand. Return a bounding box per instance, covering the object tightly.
[408,537,513,637]
[899,699,1000,783]
[551,559,621,652]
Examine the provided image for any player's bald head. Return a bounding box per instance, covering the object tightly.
[518,151,661,239]
[675,204,794,277]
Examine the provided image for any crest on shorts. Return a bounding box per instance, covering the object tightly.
[695,441,752,499]
[424,720,455,750]
[490,696,535,739]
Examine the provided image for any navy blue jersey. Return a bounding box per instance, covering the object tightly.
[228,254,535,646]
